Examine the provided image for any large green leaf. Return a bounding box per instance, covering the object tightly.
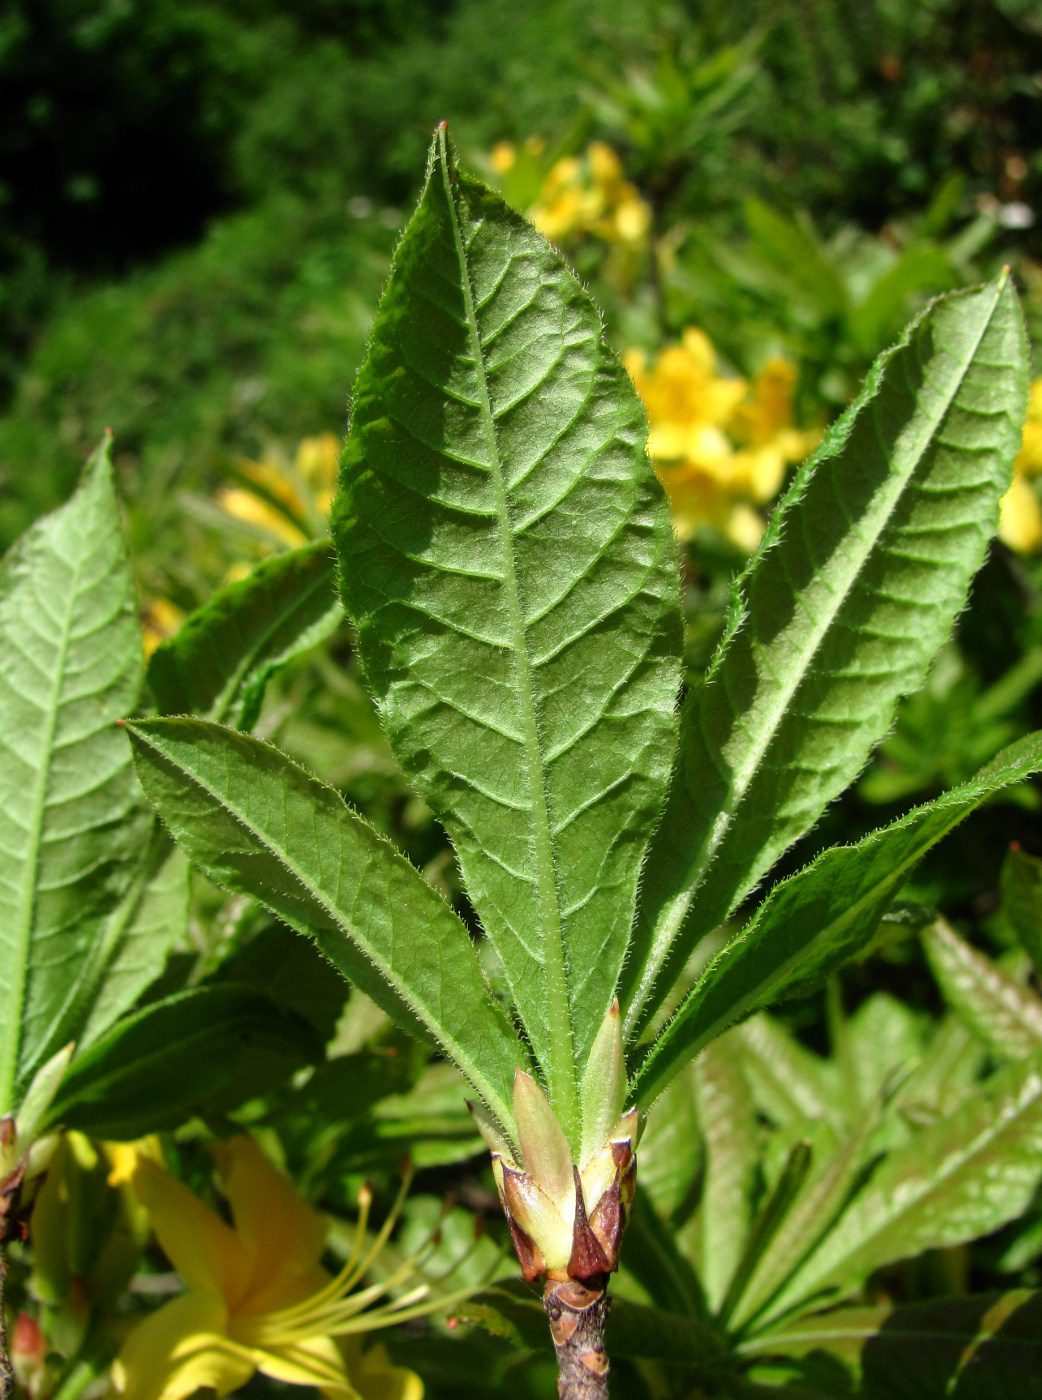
[332,129,682,1139]
[633,732,1042,1107]
[923,917,1042,1060]
[623,274,1028,1039]
[124,716,527,1137]
[147,540,341,729]
[0,438,145,1112]
[768,1050,1042,1315]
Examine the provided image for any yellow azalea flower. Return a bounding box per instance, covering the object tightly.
[626,330,818,550]
[140,597,185,658]
[1000,377,1042,552]
[112,1136,427,1400]
[528,143,651,248]
[215,433,341,554]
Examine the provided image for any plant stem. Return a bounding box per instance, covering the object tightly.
[0,1242,13,1400]
[543,1276,611,1400]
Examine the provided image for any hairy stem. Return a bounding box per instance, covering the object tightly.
[543,1277,611,1400]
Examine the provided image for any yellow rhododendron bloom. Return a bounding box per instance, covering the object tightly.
[112,1136,425,1400]
[999,377,1042,553]
[528,142,651,248]
[625,330,820,550]
[216,433,341,552]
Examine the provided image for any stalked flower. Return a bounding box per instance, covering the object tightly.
[473,1001,637,1286]
[111,1135,441,1400]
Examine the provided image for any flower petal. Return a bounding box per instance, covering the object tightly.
[131,1158,250,1303]
[257,1336,361,1397]
[112,1292,254,1400]
[353,1344,425,1400]
[214,1137,329,1313]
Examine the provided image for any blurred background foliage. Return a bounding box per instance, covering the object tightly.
[6,3,1042,1397]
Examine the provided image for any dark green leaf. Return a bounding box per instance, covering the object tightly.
[633,733,1042,1107]
[332,129,681,1139]
[624,275,1028,1039]
[146,541,341,729]
[47,984,323,1139]
[743,1292,1042,1400]
[1001,845,1042,975]
[125,716,526,1137]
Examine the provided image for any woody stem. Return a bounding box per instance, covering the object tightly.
[543,1276,611,1400]
[0,1241,12,1400]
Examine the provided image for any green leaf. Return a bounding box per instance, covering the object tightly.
[743,1292,1042,1399]
[146,541,341,729]
[731,1115,877,1331]
[124,716,527,1137]
[769,1050,1042,1314]
[1001,845,1042,974]
[693,1032,759,1315]
[633,732,1042,1107]
[0,437,146,1111]
[624,274,1028,1039]
[73,826,190,1050]
[332,128,681,1141]
[923,917,1042,1060]
[47,984,323,1139]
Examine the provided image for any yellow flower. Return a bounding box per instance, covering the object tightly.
[528,143,651,248]
[112,1136,424,1400]
[999,377,1042,552]
[626,330,819,550]
[216,433,341,554]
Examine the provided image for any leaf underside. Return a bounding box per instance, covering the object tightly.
[624,274,1028,1040]
[0,440,145,1110]
[333,128,681,1137]
[125,716,526,1137]
[633,731,1042,1107]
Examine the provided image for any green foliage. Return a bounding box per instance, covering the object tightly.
[47,983,323,1140]
[633,734,1042,1106]
[124,716,526,1136]
[146,539,340,728]
[2,127,1041,1400]
[333,129,681,1141]
[623,274,1029,1041]
[0,438,148,1112]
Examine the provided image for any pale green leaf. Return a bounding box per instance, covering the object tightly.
[147,540,341,729]
[693,1032,759,1314]
[624,274,1028,1038]
[731,1114,877,1330]
[0,438,145,1111]
[332,129,681,1140]
[32,823,190,1062]
[770,1050,1042,1314]
[633,732,1042,1107]
[124,716,526,1137]
[924,916,1042,1060]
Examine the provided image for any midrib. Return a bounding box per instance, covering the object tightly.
[628,279,1002,1036]
[437,133,579,1142]
[1,553,81,1112]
